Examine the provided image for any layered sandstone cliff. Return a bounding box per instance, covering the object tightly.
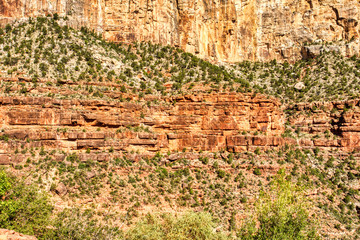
[1,0,360,62]
[2,77,360,165]
[0,89,284,164]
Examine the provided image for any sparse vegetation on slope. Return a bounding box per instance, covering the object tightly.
[1,167,326,240]
[4,143,359,239]
[231,52,360,103]
[0,16,250,100]
[2,16,360,105]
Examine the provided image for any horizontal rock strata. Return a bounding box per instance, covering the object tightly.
[1,90,360,165]
[0,93,283,157]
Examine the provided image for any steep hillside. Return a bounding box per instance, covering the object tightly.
[2,17,360,105]
[0,17,359,240]
[231,52,360,103]
[0,17,249,99]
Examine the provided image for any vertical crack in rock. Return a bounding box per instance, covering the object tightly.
[331,6,341,25]
[1,0,360,62]
[329,5,358,41]
[306,0,313,9]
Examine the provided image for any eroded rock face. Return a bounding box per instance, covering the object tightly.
[1,0,360,62]
[54,182,67,196]
[2,77,360,166]
[289,100,360,149]
[0,91,284,156]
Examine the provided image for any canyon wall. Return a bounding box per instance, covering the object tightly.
[0,91,285,164]
[1,0,360,62]
[2,76,360,165]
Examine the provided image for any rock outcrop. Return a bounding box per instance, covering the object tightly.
[0,91,284,159]
[1,0,360,62]
[2,76,360,166]
[289,99,360,151]
[0,229,37,240]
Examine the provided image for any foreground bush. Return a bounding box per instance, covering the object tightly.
[239,169,319,240]
[0,170,53,236]
[125,211,230,240]
[0,170,120,239]
[44,208,121,240]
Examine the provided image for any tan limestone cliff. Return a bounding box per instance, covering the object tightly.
[1,0,360,62]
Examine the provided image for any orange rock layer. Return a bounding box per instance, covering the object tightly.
[0,92,282,161]
[1,91,360,165]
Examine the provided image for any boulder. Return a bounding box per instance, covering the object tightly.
[55,182,67,196]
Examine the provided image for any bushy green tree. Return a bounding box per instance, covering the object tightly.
[238,169,319,240]
[0,170,53,236]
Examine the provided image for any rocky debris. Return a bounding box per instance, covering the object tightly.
[54,154,66,162]
[55,182,67,196]
[294,82,305,90]
[167,152,199,162]
[1,0,360,62]
[167,153,182,162]
[86,171,96,179]
[356,204,360,218]
[0,155,10,165]
[0,229,37,240]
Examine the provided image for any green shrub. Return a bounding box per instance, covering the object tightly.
[125,211,230,240]
[0,170,53,237]
[253,168,261,176]
[44,208,121,240]
[239,169,319,240]
[0,170,11,197]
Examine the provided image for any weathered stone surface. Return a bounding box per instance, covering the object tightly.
[54,154,66,162]
[77,140,105,149]
[0,93,284,155]
[289,99,360,150]
[1,0,360,62]
[55,182,67,196]
[0,229,37,240]
[2,93,360,166]
[68,132,105,140]
[0,154,10,164]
